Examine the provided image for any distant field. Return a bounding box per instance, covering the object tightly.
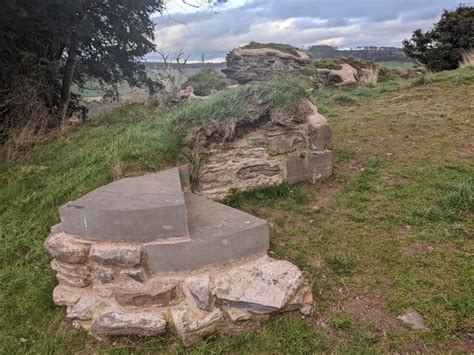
[378,61,415,69]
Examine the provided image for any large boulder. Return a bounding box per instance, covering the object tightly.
[313,63,358,89]
[222,45,311,84]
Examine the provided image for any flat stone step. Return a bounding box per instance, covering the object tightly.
[145,193,269,273]
[59,168,188,242]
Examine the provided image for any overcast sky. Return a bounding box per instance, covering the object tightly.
[149,0,472,62]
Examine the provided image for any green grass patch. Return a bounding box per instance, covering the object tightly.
[183,69,234,96]
[242,41,301,56]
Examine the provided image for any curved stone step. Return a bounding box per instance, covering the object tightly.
[145,193,269,273]
[59,168,188,242]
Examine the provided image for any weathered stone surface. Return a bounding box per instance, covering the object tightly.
[397,308,426,330]
[236,164,280,180]
[59,169,188,242]
[306,151,333,183]
[52,285,83,306]
[51,259,91,279]
[314,63,358,89]
[67,295,103,320]
[266,131,306,156]
[91,308,166,336]
[196,146,285,199]
[94,266,114,284]
[212,257,303,313]
[183,98,332,199]
[283,283,314,315]
[285,155,306,184]
[57,272,91,288]
[120,268,145,283]
[44,230,90,264]
[145,194,269,273]
[223,47,310,84]
[113,278,180,307]
[184,275,211,310]
[170,303,223,346]
[89,244,141,267]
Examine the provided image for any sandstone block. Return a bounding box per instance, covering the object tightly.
[120,268,145,283]
[57,272,91,288]
[52,285,83,306]
[306,151,333,183]
[145,194,269,273]
[184,275,211,310]
[94,266,114,284]
[91,308,166,336]
[113,278,180,308]
[170,303,223,346]
[67,295,103,320]
[59,169,188,242]
[285,155,306,184]
[89,244,141,267]
[44,231,90,264]
[51,259,91,279]
[266,131,306,156]
[212,256,303,313]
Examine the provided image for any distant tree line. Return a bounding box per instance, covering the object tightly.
[307,45,412,62]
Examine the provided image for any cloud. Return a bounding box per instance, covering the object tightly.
[149,0,472,61]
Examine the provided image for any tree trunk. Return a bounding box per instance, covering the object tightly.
[58,43,77,121]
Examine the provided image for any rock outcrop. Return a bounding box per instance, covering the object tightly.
[45,167,313,345]
[184,98,333,199]
[223,47,311,84]
[313,63,358,89]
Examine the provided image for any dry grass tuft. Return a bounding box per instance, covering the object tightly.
[360,65,380,87]
[459,50,474,68]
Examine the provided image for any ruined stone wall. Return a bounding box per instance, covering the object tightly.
[222,47,311,84]
[186,99,333,199]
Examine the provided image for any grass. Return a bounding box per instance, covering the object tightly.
[1,67,474,353]
[378,61,415,69]
[242,41,301,56]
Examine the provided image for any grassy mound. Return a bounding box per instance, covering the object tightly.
[1,67,473,353]
[242,41,301,56]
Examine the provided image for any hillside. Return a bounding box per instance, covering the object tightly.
[0,67,473,353]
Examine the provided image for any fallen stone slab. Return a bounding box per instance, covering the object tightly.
[91,308,167,336]
[212,256,303,313]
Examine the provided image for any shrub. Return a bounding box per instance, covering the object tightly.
[183,69,233,96]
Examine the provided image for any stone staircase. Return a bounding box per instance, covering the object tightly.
[59,167,269,272]
[45,167,312,344]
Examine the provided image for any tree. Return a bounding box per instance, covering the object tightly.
[0,0,166,143]
[403,5,474,71]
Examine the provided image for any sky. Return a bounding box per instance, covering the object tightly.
[149,0,472,62]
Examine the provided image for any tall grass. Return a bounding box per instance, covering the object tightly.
[359,65,380,87]
[459,50,474,68]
